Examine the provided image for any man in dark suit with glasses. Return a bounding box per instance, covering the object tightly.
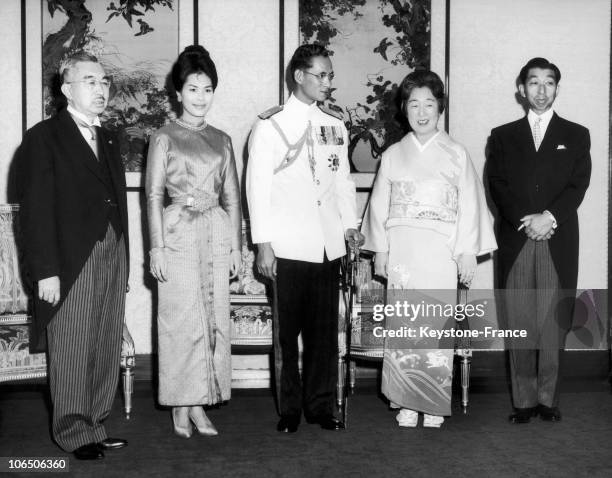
[18,52,130,460]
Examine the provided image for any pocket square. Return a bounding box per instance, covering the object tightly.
[556,144,566,150]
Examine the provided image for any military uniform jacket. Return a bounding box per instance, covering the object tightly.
[247,94,357,262]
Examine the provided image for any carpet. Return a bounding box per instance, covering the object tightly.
[1,382,612,478]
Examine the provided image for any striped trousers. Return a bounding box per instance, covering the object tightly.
[504,239,570,409]
[46,225,127,451]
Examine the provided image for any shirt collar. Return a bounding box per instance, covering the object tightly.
[527,108,554,130]
[285,94,317,115]
[67,105,101,127]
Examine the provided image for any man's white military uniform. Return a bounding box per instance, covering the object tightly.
[247,93,357,423]
[247,93,357,261]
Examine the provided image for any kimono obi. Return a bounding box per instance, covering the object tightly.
[386,179,458,234]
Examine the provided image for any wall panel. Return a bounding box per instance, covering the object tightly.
[0,1,24,203]
[449,0,610,289]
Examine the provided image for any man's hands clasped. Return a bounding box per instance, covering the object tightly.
[520,212,555,241]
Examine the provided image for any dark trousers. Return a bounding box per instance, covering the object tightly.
[46,225,127,451]
[276,255,340,419]
[504,239,571,409]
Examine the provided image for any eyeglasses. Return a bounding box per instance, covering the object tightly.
[303,71,335,82]
[66,78,112,90]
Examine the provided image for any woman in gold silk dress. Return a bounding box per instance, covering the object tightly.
[361,70,496,428]
[146,45,242,437]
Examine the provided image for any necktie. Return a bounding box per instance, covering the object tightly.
[71,115,99,160]
[533,116,542,151]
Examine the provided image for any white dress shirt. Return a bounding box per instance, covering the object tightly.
[526,108,557,228]
[67,105,101,142]
[527,108,554,141]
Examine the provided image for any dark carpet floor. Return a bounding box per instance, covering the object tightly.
[2,381,612,478]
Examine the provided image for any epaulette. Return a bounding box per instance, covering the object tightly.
[258,105,283,120]
[318,104,343,120]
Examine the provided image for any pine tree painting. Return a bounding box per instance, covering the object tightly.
[43,0,177,172]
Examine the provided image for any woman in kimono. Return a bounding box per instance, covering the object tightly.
[146,45,242,437]
[361,70,496,428]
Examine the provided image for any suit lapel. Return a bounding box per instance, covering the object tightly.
[512,117,536,153]
[57,109,108,186]
[98,128,123,192]
[510,117,537,204]
[514,113,561,154]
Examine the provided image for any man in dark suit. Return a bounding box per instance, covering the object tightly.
[487,57,591,424]
[18,52,130,459]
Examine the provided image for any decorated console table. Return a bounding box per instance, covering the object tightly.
[229,225,272,349]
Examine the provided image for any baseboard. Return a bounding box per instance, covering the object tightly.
[132,350,610,387]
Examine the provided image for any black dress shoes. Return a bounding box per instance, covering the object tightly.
[306,415,345,430]
[508,407,537,424]
[98,437,128,450]
[277,416,300,433]
[74,443,104,460]
[537,404,562,422]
